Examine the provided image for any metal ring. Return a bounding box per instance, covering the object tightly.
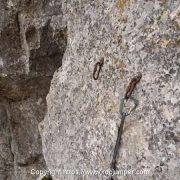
[119,97,139,116]
[93,59,104,80]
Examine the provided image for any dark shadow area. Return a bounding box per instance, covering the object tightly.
[29,20,67,76]
[0,17,67,179]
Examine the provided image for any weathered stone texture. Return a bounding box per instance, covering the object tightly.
[0,0,67,179]
[41,0,180,180]
[0,0,179,180]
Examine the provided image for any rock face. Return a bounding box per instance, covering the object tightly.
[0,0,179,180]
[0,0,67,179]
[41,0,180,180]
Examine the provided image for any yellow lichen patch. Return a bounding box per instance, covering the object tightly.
[159,39,176,48]
[160,10,169,22]
[115,59,126,69]
[114,59,126,79]
[117,0,132,12]
[97,93,103,105]
[38,122,44,133]
[106,101,118,113]
[159,39,170,47]
[117,0,127,11]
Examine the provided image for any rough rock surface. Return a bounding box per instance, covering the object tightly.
[0,0,67,179]
[0,0,180,180]
[41,0,180,180]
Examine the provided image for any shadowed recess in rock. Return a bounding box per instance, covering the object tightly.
[29,20,67,76]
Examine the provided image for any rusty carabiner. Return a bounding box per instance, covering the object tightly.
[125,72,142,99]
[93,58,104,80]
